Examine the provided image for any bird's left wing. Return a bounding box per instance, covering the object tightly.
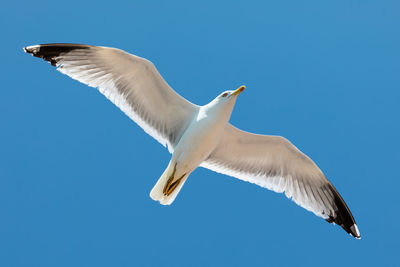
[24,43,199,152]
[201,124,360,238]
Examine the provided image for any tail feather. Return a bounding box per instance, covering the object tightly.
[150,163,188,205]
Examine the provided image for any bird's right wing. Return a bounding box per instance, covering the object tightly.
[24,43,199,153]
[201,124,360,238]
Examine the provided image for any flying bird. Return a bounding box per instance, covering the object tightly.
[24,43,360,239]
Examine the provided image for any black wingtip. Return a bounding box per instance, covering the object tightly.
[325,183,361,239]
[23,43,92,66]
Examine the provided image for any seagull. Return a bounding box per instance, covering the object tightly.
[24,43,360,239]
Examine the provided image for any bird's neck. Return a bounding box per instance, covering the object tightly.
[199,102,235,124]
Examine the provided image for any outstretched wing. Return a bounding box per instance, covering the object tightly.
[24,43,199,152]
[201,124,360,238]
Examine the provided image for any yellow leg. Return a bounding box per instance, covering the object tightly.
[162,163,186,196]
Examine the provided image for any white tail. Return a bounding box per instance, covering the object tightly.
[150,162,189,205]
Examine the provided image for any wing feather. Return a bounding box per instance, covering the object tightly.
[201,124,360,238]
[24,43,199,152]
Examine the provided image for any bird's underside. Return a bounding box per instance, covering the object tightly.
[24,43,361,239]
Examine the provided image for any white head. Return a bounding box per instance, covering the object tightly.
[204,85,245,120]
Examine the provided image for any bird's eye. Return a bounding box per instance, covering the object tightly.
[221,93,228,97]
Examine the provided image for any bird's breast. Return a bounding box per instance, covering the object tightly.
[172,112,227,170]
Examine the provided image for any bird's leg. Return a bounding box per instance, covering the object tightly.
[164,173,186,196]
[163,163,186,196]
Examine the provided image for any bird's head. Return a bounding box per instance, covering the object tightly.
[204,85,245,119]
[213,85,245,105]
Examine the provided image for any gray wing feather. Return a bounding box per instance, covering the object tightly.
[24,43,199,152]
[201,124,360,238]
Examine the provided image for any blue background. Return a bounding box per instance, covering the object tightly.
[1,1,399,266]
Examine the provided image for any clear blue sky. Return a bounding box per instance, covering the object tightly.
[1,1,399,266]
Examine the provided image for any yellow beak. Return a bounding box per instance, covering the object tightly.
[232,85,245,96]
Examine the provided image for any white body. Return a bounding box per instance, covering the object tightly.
[150,95,237,204]
[173,101,235,175]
